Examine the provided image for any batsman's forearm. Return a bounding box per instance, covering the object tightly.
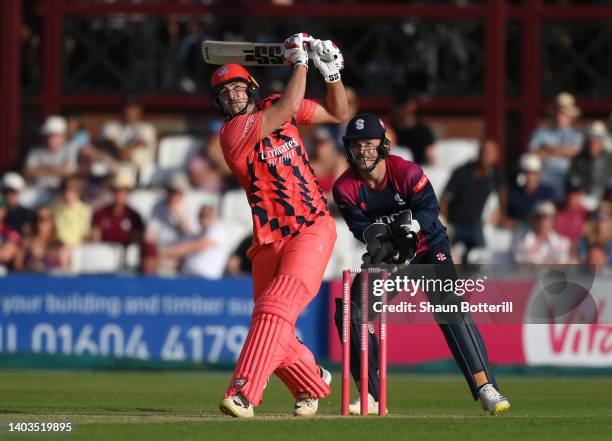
[325,81,349,122]
[279,65,308,115]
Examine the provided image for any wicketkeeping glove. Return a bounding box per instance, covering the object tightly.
[391,209,420,264]
[362,223,396,265]
[309,39,344,83]
[283,33,311,69]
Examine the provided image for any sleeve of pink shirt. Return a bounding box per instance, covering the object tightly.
[294,99,318,125]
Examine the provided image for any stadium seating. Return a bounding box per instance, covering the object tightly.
[70,242,125,274]
[128,189,163,221]
[219,189,252,229]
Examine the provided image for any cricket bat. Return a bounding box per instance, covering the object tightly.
[202,40,289,66]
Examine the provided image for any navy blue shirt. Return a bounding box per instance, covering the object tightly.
[507,183,557,221]
[333,155,448,255]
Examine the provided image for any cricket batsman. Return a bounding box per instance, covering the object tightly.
[211,33,348,417]
[333,113,511,415]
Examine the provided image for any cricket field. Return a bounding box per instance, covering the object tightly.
[1,370,611,440]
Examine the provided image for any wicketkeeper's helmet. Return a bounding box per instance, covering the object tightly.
[342,113,391,172]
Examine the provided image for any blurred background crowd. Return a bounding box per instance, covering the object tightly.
[1,0,611,278]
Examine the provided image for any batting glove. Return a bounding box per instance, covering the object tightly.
[309,39,344,83]
[283,33,311,69]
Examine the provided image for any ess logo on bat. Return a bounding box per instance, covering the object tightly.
[244,46,284,65]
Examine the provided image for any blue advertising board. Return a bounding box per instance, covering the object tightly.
[0,275,329,365]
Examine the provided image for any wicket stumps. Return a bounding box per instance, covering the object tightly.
[341,268,388,416]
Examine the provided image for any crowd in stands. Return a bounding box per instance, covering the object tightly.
[1,91,610,278]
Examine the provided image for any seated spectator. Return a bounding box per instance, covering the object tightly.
[76,146,116,211]
[507,153,556,224]
[329,86,360,152]
[159,205,230,279]
[52,176,92,247]
[200,119,239,190]
[391,92,436,165]
[513,201,571,264]
[529,92,584,199]
[144,173,195,272]
[100,96,157,171]
[1,172,34,234]
[0,199,21,270]
[225,234,253,276]
[188,120,224,192]
[23,115,76,190]
[385,124,414,162]
[554,176,589,252]
[441,139,506,262]
[577,208,611,264]
[309,127,344,195]
[14,205,70,273]
[567,120,612,205]
[92,171,144,247]
[586,244,609,266]
[65,111,91,161]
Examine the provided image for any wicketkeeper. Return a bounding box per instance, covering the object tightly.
[211,33,348,417]
[333,113,511,415]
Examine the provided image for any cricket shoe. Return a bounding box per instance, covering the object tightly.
[479,383,510,415]
[293,366,332,417]
[219,393,254,418]
[348,393,385,415]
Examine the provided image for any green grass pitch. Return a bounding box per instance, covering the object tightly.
[1,370,611,440]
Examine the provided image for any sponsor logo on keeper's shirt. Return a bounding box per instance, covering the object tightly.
[412,174,429,193]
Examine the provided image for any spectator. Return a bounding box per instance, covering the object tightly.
[52,176,92,248]
[145,173,195,272]
[14,205,70,273]
[440,139,506,262]
[225,234,253,276]
[188,120,225,192]
[160,204,230,279]
[391,92,436,165]
[0,199,21,271]
[507,153,556,224]
[65,111,91,161]
[91,171,144,247]
[512,201,571,264]
[385,124,414,162]
[76,146,116,211]
[1,172,34,235]
[567,120,612,206]
[554,176,589,251]
[577,208,611,264]
[309,127,344,195]
[586,244,608,266]
[101,96,157,171]
[329,86,360,152]
[197,119,238,190]
[529,92,584,199]
[24,116,76,190]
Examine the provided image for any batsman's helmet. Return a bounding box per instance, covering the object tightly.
[342,113,391,172]
[210,64,259,119]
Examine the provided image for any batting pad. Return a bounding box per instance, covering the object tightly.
[226,274,312,405]
[275,338,331,399]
